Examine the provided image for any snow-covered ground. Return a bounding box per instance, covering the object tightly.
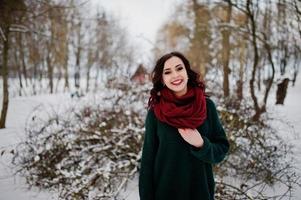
[267,78,301,197]
[0,94,68,200]
[0,78,300,200]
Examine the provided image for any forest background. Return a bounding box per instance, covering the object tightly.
[0,0,301,199]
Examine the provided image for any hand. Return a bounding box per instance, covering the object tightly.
[178,128,204,148]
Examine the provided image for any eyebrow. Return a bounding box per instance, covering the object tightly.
[163,64,182,71]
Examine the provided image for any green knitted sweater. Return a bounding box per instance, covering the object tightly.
[139,98,229,200]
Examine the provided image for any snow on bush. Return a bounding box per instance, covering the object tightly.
[13,78,151,200]
[214,100,300,199]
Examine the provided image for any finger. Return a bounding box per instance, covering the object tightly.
[178,128,185,134]
[178,130,185,136]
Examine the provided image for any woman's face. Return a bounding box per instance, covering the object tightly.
[162,56,188,97]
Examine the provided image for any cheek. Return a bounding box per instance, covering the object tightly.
[181,71,188,79]
[162,74,169,83]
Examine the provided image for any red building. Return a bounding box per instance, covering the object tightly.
[130,64,150,84]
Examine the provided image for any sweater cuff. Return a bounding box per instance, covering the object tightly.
[190,136,211,157]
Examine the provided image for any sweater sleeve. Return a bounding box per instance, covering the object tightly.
[139,110,158,200]
[190,99,230,164]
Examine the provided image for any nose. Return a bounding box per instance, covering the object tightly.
[171,70,180,78]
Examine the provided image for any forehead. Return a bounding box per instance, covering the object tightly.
[163,56,184,69]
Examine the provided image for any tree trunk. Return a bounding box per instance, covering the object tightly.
[190,0,211,77]
[236,39,246,104]
[74,52,80,89]
[39,60,44,91]
[86,67,90,92]
[292,60,298,86]
[33,63,37,95]
[14,43,23,96]
[74,21,82,89]
[276,78,290,105]
[257,66,261,91]
[0,28,9,129]
[246,0,261,121]
[261,33,275,110]
[222,3,232,99]
[86,47,94,92]
[94,66,99,91]
[55,68,62,93]
[63,48,69,91]
[46,51,53,94]
[19,33,28,87]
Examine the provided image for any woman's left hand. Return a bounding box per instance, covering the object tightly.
[178,128,204,148]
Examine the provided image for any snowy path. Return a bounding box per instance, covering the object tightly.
[0,78,301,199]
[268,78,301,197]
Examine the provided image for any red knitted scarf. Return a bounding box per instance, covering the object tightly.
[153,86,207,128]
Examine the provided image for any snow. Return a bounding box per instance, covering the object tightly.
[0,95,67,200]
[0,78,301,199]
[268,78,301,170]
[264,77,301,198]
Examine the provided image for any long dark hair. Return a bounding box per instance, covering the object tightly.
[148,51,205,109]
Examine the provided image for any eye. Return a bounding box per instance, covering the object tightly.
[164,71,171,75]
[176,66,184,71]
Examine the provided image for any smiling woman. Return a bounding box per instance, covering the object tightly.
[139,51,230,200]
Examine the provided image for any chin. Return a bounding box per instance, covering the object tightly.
[171,87,187,95]
[166,82,188,95]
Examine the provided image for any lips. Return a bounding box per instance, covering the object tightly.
[171,79,183,86]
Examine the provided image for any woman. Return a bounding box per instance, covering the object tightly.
[139,51,229,200]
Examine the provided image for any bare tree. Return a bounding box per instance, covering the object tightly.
[73,20,82,89]
[188,0,212,77]
[0,25,10,128]
[220,1,232,99]
[0,0,27,128]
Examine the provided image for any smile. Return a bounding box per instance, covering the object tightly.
[171,79,183,86]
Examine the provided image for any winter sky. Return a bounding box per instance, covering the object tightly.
[91,0,182,63]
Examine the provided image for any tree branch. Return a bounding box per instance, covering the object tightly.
[0,27,6,41]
